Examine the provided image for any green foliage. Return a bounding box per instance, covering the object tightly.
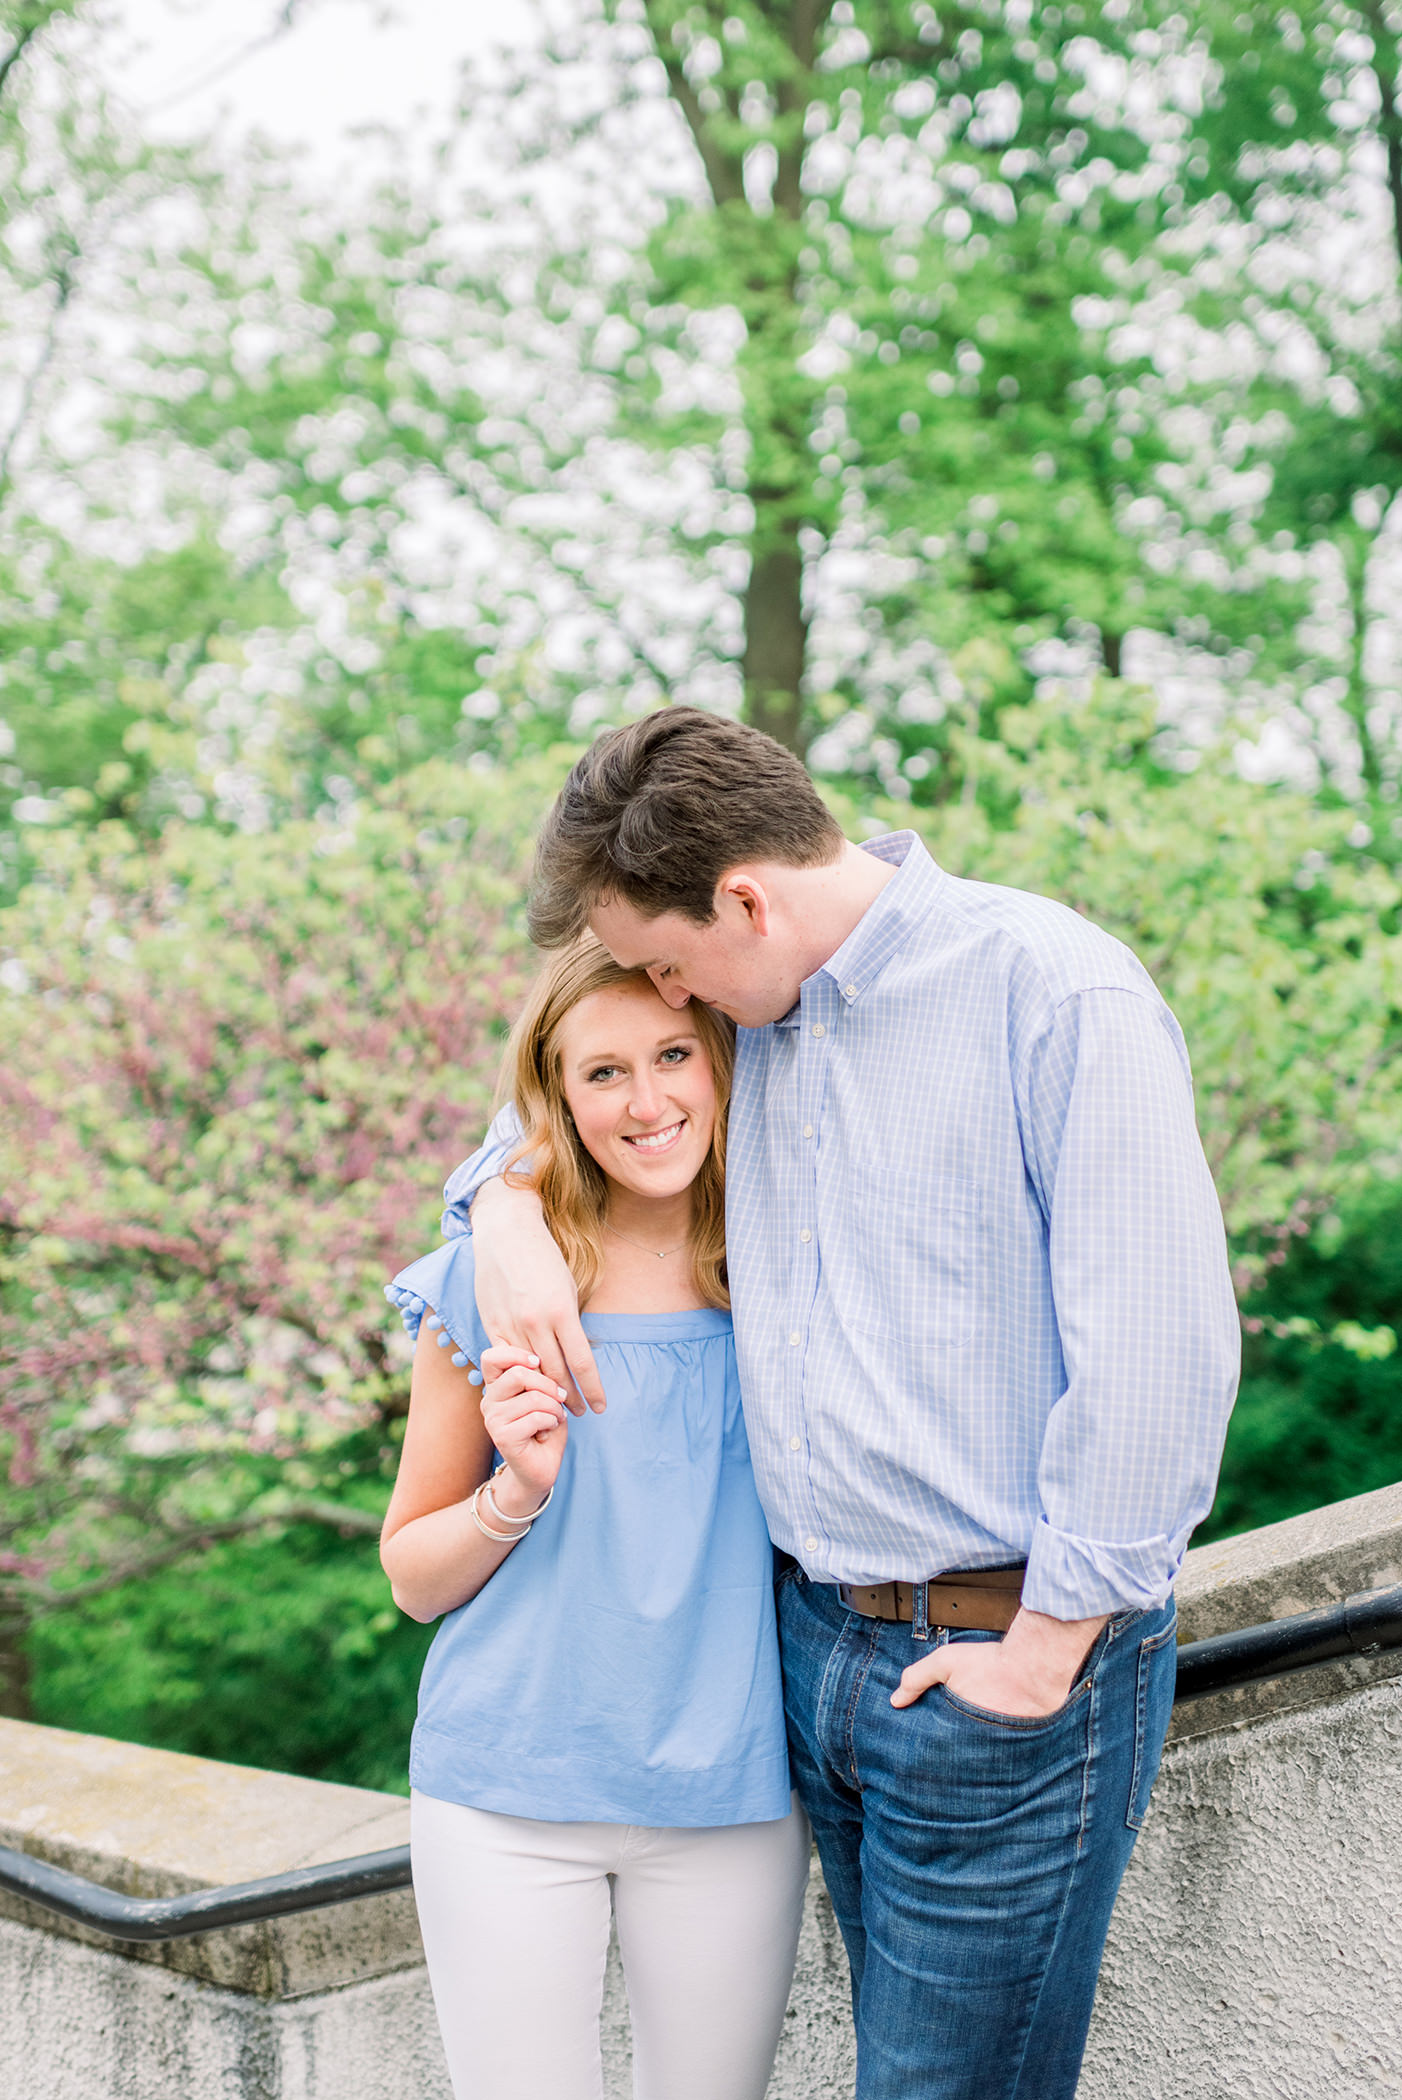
[26,1498,432,1792]
[1203,1177,1402,1539]
[0,533,297,866]
[893,678,1402,1279]
[6,2,1402,815]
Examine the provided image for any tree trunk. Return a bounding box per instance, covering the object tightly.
[1342,531,1383,796]
[0,1602,33,1720]
[1362,0,1402,276]
[642,0,829,758]
[742,531,808,754]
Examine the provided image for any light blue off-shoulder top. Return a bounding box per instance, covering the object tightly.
[385,1237,791,1827]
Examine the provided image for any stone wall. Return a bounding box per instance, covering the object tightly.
[1080,1479,1402,2099]
[5,1481,1402,2098]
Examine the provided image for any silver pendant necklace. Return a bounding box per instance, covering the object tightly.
[605,1221,689,1261]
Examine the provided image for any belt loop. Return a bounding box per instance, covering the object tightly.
[912,1579,931,1644]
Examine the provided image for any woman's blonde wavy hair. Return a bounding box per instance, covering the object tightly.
[498,938,734,1311]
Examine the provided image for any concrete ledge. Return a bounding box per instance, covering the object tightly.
[1176,1480,1402,1639]
[1170,1480,1402,1739]
[0,1720,417,1998]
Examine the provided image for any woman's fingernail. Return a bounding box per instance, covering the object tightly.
[556,1385,568,1399]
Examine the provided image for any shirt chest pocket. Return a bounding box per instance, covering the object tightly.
[846,1173,983,1352]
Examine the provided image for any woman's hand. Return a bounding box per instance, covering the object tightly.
[478,1342,571,1508]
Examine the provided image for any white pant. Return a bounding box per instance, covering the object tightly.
[410,1790,810,2100]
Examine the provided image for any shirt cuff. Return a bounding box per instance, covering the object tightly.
[1021,1516,1184,1620]
[441,1134,515,1239]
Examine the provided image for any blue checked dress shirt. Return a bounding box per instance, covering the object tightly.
[443,832,1240,1620]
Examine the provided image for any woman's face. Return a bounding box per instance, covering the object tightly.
[556,979,718,1205]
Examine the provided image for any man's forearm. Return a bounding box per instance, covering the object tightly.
[469,1173,542,1225]
[464,1169,607,1412]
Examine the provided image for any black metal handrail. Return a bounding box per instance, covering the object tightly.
[0,1840,411,1940]
[4,1581,1400,1944]
[1171,1582,1402,1700]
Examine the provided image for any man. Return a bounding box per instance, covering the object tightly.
[447,707,1239,2098]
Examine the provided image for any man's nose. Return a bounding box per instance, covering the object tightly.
[647,968,692,1010]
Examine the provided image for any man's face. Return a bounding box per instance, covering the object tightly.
[589,884,802,1029]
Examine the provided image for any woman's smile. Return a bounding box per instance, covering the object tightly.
[622,1119,687,1156]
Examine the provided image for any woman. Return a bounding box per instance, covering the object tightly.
[380,938,808,2100]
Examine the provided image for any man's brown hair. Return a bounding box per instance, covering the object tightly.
[528,708,845,947]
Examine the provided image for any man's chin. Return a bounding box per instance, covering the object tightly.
[724,1001,788,1030]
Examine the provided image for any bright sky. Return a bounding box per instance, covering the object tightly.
[109,0,534,171]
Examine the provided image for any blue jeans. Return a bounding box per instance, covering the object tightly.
[777,1568,1177,2099]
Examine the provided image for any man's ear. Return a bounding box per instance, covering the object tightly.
[718,870,771,937]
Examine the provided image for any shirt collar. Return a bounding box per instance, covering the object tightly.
[775,832,945,1026]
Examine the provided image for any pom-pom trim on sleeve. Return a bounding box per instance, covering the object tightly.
[384,1284,475,1367]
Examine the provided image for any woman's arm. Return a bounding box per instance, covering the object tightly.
[380,1324,568,1623]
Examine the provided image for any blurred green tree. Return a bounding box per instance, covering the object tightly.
[7,1,1401,813]
[1162,0,1402,826]
[26,1492,434,1791]
[899,676,1402,1284]
[1203,1176,1402,1540]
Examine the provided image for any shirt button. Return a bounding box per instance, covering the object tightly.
[811,1022,826,1038]
[845,982,858,998]
[788,1332,800,1347]
[802,1124,814,1139]
[789,1436,802,1450]
[804,1537,819,1555]
[799,1228,812,1243]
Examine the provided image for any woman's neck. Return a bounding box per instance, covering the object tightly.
[584,1183,705,1315]
[606,1184,694,1254]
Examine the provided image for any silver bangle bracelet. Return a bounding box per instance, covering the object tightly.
[469,1481,531,1544]
[485,1475,555,1529]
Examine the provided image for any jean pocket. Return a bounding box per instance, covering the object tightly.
[1127,1616,1178,1830]
[935,1672,1094,1734]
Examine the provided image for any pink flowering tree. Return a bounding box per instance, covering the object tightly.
[0,760,550,1703]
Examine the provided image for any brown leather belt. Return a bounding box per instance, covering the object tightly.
[837,1565,1026,1634]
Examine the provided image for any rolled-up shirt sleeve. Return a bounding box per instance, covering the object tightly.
[441,1101,525,1240]
[1017,988,1241,1620]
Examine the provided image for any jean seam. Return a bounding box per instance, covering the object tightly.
[1126,1617,1177,1831]
[1002,1716,1096,2100]
[812,1600,853,1795]
[842,1621,882,1792]
[1075,1657,1097,1857]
